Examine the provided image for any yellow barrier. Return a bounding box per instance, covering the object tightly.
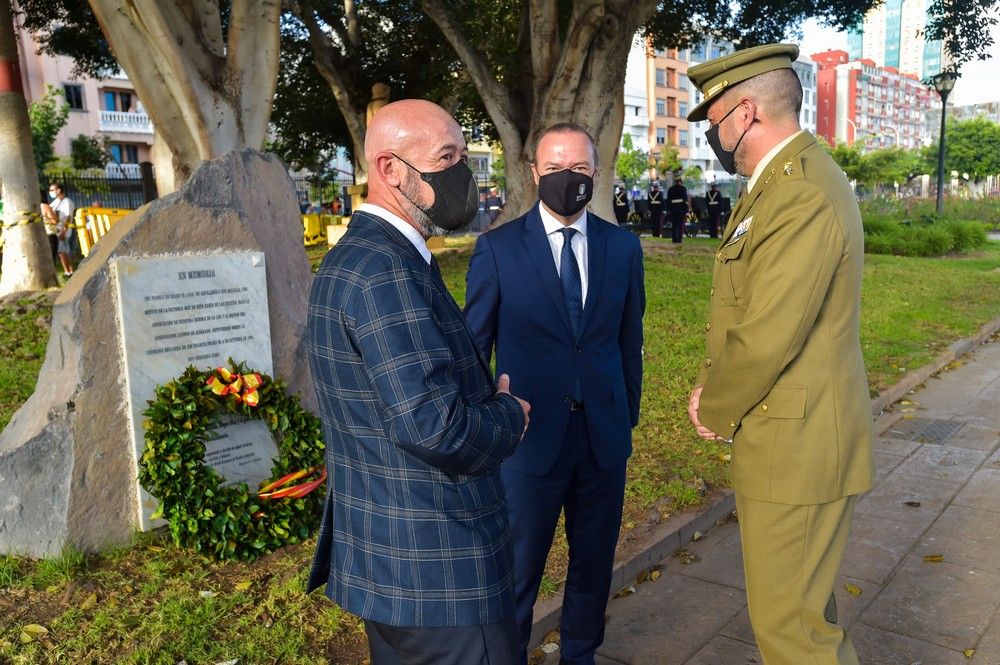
[74,207,133,257]
[71,208,342,256]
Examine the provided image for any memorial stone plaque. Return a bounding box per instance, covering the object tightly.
[114,252,276,529]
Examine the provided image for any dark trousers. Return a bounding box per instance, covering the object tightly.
[707,211,721,238]
[48,234,58,264]
[364,614,519,665]
[613,207,628,225]
[649,206,663,236]
[670,212,686,243]
[502,410,627,665]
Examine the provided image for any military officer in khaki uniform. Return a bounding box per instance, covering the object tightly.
[685,44,874,665]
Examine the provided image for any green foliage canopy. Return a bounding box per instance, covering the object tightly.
[615,134,649,188]
[27,85,69,182]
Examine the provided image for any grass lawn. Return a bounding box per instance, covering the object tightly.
[1,235,999,662]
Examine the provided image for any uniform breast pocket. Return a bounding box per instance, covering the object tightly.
[715,235,748,306]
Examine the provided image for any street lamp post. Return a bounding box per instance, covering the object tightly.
[932,71,958,215]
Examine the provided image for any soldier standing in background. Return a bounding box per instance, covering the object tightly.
[666,177,690,243]
[706,182,723,238]
[647,182,664,237]
[613,183,629,225]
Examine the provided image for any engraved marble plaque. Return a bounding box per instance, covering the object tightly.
[113,252,276,529]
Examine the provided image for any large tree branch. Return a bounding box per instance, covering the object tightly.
[420,0,520,143]
[296,0,368,174]
[185,0,225,60]
[312,2,352,50]
[344,0,362,48]
[528,0,559,90]
[228,0,281,148]
[539,1,605,118]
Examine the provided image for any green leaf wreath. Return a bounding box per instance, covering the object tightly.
[139,360,326,561]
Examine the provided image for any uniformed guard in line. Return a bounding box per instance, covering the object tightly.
[666,177,690,243]
[647,182,664,237]
[706,182,722,238]
[485,186,504,225]
[613,183,630,225]
[685,43,873,665]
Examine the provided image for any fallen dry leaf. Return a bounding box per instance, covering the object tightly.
[844,583,863,596]
[691,531,704,542]
[19,624,48,644]
[904,501,922,508]
[234,581,252,592]
[923,554,944,563]
[964,649,975,659]
[650,570,661,582]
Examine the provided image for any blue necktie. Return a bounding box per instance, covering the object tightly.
[558,227,582,338]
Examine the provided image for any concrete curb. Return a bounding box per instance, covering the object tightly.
[528,312,1000,650]
[869,313,1000,417]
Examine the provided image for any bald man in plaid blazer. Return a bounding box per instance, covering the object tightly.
[306,100,529,663]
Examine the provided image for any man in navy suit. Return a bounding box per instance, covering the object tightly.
[306,99,531,664]
[465,123,645,665]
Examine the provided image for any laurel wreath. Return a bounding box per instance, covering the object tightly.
[139,360,326,561]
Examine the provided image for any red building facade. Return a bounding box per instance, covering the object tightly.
[813,49,931,151]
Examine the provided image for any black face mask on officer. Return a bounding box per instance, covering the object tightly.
[537,169,593,216]
[393,154,479,231]
[705,100,755,175]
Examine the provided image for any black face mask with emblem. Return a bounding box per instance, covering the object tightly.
[537,169,593,216]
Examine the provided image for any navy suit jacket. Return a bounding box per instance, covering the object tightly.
[305,211,526,627]
[464,205,645,475]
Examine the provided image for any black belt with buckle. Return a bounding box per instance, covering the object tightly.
[566,398,584,411]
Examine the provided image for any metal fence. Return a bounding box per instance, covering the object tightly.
[48,170,155,210]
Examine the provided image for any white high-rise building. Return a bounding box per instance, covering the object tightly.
[850,0,948,79]
[793,55,819,135]
[622,36,651,157]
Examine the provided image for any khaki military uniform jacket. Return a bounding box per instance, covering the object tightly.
[697,132,874,505]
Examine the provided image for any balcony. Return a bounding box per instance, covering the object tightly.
[105,163,142,178]
[99,110,153,135]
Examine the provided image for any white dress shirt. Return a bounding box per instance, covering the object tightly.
[357,203,432,265]
[539,205,589,306]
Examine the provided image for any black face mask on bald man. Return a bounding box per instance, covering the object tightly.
[394,154,480,231]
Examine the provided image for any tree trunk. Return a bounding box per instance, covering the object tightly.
[0,0,58,294]
[87,0,282,192]
[422,0,656,223]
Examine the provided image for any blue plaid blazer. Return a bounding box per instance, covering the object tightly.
[305,211,526,627]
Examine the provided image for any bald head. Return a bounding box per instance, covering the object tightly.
[365,99,469,236]
[365,99,464,169]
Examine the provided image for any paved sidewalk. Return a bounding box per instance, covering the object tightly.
[584,335,1000,664]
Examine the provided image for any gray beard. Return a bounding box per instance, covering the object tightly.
[398,175,435,237]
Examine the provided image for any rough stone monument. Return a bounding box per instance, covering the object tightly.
[0,150,315,557]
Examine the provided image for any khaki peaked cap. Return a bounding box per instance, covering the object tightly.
[687,43,799,122]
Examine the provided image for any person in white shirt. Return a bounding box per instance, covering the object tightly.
[48,182,75,277]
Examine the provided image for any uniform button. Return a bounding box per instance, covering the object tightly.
[705,322,711,332]
[710,287,716,295]
[705,358,712,366]
[761,404,768,412]
[729,421,736,428]
[575,348,582,354]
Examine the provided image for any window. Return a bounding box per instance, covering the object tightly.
[655,68,666,86]
[679,130,689,146]
[656,98,666,116]
[678,73,689,89]
[64,84,85,111]
[666,68,676,87]
[679,101,689,117]
[469,156,489,173]
[656,127,666,145]
[109,143,140,164]
[103,90,134,112]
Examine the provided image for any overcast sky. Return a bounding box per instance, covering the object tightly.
[797,18,1000,106]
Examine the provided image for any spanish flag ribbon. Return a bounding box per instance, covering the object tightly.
[257,466,327,501]
[206,367,263,407]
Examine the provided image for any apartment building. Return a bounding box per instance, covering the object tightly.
[647,45,690,174]
[15,25,154,177]
[814,50,932,151]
